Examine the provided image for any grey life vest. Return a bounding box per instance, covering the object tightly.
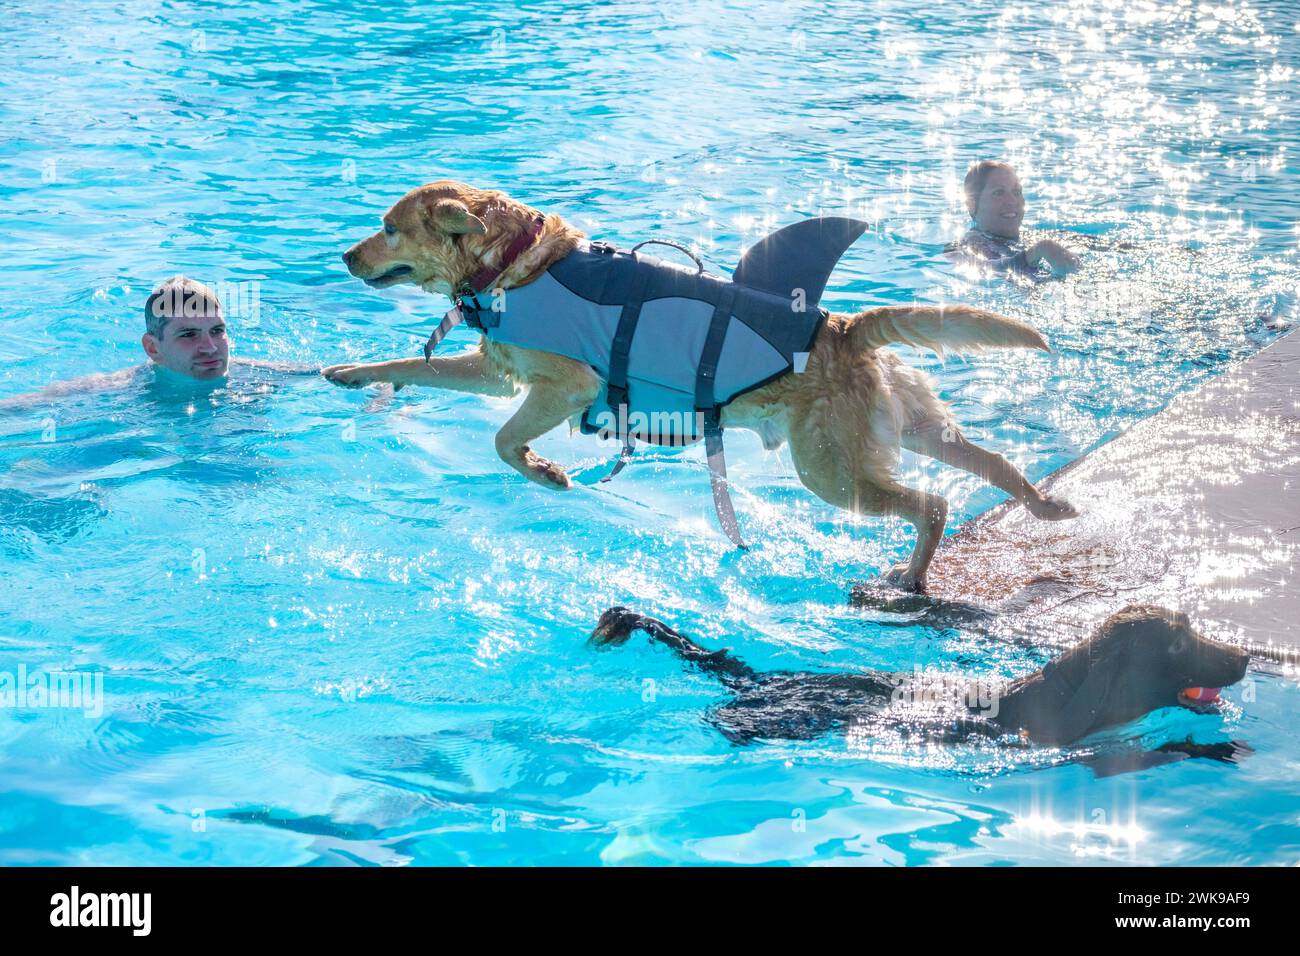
[424,217,869,548]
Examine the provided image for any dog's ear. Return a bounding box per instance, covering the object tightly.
[1052,661,1115,744]
[424,197,487,236]
[1035,647,1118,745]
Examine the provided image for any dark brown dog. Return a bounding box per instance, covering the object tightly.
[591,604,1249,748]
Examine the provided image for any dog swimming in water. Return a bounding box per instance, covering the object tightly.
[590,604,1249,750]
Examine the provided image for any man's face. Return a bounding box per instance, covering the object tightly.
[972,167,1025,238]
[142,316,230,380]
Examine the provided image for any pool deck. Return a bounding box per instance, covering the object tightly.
[918,328,1300,649]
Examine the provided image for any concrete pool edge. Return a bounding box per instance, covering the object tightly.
[921,328,1300,647]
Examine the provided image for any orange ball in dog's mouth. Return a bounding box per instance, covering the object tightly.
[1179,687,1222,705]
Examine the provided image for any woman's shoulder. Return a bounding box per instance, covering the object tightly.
[959,228,1023,257]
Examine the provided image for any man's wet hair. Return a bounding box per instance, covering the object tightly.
[144,276,222,339]
[962,160,1017,217]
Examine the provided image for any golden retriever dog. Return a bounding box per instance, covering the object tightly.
[323,181,1076,590]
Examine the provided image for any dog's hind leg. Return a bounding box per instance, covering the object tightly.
[494,370,600,490]
[875,485,948,591]
[900,419,1077,520]
[787,421,948,592]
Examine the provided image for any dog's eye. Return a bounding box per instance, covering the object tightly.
[1169,636,1188,655]
[383,223,397,237]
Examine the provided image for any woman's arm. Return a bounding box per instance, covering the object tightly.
[1024,239,1081,275]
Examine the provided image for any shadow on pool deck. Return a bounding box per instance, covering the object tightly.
[875,329,1300,650]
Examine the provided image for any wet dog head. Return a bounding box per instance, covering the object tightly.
[1104,605,1248,710]
[341,180,559,297]
[1041,605,1249,743]
[589,606,644,647]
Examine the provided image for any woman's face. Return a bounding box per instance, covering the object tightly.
[972,167,1025,238]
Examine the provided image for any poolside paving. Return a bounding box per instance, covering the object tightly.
[917,328,1300,649]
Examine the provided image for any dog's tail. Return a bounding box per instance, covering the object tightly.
[847,304,1049,356]
[590,607,759,690]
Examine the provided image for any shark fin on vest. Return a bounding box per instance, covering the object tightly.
[731,216,869,307]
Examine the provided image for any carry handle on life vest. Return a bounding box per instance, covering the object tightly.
[630,239,705,275]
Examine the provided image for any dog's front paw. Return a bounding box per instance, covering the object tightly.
[884,563,926,593]
[524,451,573,490]
[1026,493,1079,521]
[323,363,385,388]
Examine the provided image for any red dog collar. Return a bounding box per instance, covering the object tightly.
[463,214,545,296]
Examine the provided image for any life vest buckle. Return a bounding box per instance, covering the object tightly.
[606,385,629,411]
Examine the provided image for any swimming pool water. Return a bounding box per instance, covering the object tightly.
[1,0,1298,865]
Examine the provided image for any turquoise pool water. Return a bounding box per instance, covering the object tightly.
[1,0,1298,865]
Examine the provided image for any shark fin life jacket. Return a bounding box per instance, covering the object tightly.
[423,216,869,548]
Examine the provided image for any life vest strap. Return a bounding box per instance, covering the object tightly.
[704,413,748,550]
[605,252,652,414]
[696,284,748,549]
[599,437,637,483]
[422,305,467,363]
[695,284,736,411]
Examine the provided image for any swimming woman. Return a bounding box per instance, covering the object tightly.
[947,160,1081,279]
